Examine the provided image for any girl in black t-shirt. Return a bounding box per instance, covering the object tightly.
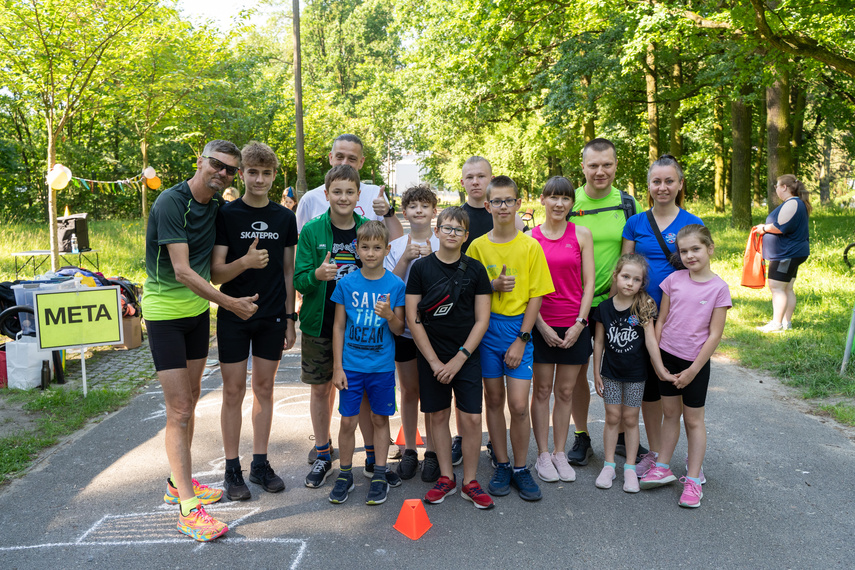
[591,254,673,493]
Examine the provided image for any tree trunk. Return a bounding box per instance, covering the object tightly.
[819,131,832,204]
[670,60,683,158]
[581,74,596,142]
[645,43,659,164]
[791,83,807,176]
[766,66,793,213]
[141,136,149,222]
[731,91,752,229]
[47,127,59,271]
[754,89,766,205]
[714,97,725,212]
[293,0,308,200]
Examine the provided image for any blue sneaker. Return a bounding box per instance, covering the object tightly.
[510,468,542,501]
[486,441,498,468]
[451,436,463,466]
[488,464,512,496]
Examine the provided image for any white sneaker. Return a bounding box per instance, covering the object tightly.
[756,321,783,333]
[595,465,616,489]
[551,451,576,482]
[782,320,793,330]
[535,452,559,482]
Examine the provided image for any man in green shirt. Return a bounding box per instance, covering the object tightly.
[566,138,641,466]
[143,139,259,542]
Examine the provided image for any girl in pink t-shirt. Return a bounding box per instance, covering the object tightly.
[640,225,731,509]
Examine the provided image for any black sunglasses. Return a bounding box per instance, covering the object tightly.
[201,155,239,176]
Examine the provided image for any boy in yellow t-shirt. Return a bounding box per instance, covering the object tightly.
[467,175,554,502]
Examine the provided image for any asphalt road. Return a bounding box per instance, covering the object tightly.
[1,339,853,569]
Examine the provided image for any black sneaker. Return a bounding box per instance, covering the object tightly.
[328,472,355,504]
[305,459,333,488]
[224,468,251,501]
[615,434,649,463]
[386,469,402,488]
[567,432,593,466]
[388,438,402,460]
[421,451,441,483]
[249,460,285,493]
[365,476,389,505]
[451,436,463,466]
[307,439,334,465]
[486,441,498,468]
[397,449,419,480]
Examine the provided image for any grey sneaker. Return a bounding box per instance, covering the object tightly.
[421,451,441,483]
[307,439,334,464]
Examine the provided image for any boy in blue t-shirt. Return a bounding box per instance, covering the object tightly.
[330,221,406,505]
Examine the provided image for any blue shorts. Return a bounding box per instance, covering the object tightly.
[339,370,396,417]
[480,313,533,380]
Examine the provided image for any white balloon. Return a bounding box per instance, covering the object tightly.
[48,164,71,189]
[143,166,156,179]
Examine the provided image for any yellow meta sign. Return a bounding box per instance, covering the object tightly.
[34,286,123,350]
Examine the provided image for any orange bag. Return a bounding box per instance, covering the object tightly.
[741,227,765,288]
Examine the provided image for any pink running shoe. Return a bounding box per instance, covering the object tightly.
[685,455,706,485]
[595,465,615,489]
[678,476,703,508]
[535,452,559,482]
[623,468,640,493]
[550,451,576,482]
[639,466,676,490]
[636,451,657,477]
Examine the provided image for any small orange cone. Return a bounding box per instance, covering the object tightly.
[394,498,432,540]
[394,426,424,446]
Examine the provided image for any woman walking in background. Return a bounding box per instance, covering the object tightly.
[755,175,811,333]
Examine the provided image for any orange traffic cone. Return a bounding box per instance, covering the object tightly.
[394,426,424,447]
[394,498,432,540]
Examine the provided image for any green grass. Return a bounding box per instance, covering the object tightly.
[0,219,148,283]
[820,402,855,425]
[0,387,135,483]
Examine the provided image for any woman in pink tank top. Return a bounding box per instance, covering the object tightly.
[528,176,595,484]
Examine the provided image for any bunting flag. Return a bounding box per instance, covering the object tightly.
[69,173,149,194]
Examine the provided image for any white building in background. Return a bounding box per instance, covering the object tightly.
[390,152,426,197]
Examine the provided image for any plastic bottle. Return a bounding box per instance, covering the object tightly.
[71,233,79,254]
[41,360,51,390]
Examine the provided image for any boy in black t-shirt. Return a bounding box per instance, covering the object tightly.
[211,142,298,500]
[406,207,495,509]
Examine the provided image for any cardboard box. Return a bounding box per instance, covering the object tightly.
[113,316,142,349]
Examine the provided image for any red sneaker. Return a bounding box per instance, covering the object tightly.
[424,475,456,504]
[462,480,495,510]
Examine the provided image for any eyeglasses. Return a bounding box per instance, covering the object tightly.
[438,225,466,236]
[202,155,239,176]
[489,198,518,208]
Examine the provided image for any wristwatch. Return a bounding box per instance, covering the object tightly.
[459,346,471,359]
[576,317,588,326]
[285,313,298,322]
[518,331,532,343]
[384,204,396,218]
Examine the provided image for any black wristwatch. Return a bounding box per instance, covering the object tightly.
[459,346,471,359]
[384,203,396,218]
[285,313,298,322]
[518,331,532,343]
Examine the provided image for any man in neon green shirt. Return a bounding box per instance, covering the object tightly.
[566,138,641,467]
[143,140,260,541]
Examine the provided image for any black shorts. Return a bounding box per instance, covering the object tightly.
[146,311,210,372]
[642,359,660,402]
[532,324,592,365]
[767,257,808,282]
[217,315,287,363]
[657,348,711,408]
[395,335,419,363]
[417,352,483,414]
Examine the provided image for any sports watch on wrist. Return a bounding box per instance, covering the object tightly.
[576,317,588,326]
[285,313,298,322]
[459,346,471,359]
[518,331,532,343]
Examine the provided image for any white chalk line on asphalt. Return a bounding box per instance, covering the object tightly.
[0,504,308,569]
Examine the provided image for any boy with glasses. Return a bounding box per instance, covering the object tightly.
[406,207,495,508]
[467,176,554,502]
